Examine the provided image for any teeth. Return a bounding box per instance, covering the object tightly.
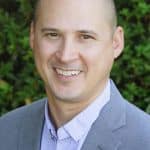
[56,68,80,76]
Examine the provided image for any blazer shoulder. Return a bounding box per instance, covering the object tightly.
[125,99,150,126]
[0,98,46,125]
[118,100,150,149]
[0,98,46,150]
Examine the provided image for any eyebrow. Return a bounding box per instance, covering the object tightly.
[77,30,98,36]
[41,28,98,37]
[41,28,60,32]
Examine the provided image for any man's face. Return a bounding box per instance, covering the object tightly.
[30,0,124,103]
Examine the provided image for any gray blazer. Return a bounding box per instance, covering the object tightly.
[0,81,150,150]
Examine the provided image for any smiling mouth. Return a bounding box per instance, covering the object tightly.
[55,68,81,77]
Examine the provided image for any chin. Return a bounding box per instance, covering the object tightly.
[46,82,85,102]
[53,90,84,103]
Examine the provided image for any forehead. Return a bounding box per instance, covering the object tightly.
[35,0,112,31]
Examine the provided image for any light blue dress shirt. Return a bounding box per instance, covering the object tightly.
[41,80,110,150]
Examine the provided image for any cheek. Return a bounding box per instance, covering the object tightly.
[80,44,114,73]
[33,37,58,63]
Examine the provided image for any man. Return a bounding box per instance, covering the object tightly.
[0,0,150,149]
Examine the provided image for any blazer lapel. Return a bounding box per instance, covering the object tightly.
[81,81,126,150]
[18,100,45,150]
[81,119,122,150]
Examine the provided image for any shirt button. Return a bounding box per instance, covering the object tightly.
[49,130,56,140]
[51,135,55,140]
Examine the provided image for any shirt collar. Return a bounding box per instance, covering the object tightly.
[45,79,110,142]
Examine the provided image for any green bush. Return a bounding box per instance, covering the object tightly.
[0,0,150,116]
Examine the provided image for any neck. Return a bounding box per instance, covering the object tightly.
[46,93,91,129]
[45,79,109,129]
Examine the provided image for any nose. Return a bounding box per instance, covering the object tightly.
[55,38,79,63]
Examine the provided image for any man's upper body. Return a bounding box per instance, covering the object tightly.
[0,80,150,150]
[30,0,124,130]
[0,0,150,149]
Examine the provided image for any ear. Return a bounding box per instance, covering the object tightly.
[112,26,124,59]
[29,22,35,50]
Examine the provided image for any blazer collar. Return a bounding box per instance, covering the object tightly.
[81,80,126,150]
[18,100,45,150]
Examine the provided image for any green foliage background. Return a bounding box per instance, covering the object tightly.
[0,0,150,116]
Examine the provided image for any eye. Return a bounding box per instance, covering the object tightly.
[80,34,95,40]
[45,32,60,40]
